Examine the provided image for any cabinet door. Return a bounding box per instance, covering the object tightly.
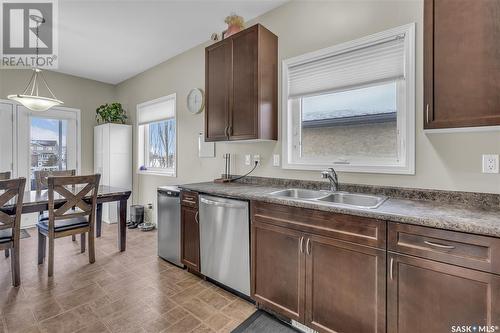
[230,26,258,140]
[252,220,306,323]
[305,235,386,333]
[205,40,231,141]
[387,253,500,333]
[181,206,200,272]
[424,0,500,128]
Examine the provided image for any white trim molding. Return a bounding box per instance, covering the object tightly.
[281,23,416,175]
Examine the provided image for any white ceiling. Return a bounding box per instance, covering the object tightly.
[56,0,286,84]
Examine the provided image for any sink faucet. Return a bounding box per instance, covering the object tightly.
[321,168,339,192]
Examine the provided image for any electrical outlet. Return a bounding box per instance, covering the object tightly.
[482,154,499,173]
[273,154,280,167]
[253,155,261,165]
[244,154,251,166]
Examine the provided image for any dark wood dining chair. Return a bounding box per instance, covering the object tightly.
[0,177,26,286]
[34,170,81,243]
[37,174,101,277]
[0,171,12,259]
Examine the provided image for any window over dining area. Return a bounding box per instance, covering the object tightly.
[137,94,177,176]
[282,24,415,174]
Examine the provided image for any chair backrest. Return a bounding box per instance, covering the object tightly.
[47,174,101,230]
[0,178,26,241]
[0,171,11,180]
[34,170,76,191]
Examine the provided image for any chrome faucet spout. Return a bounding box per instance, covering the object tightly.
[321,168,339,192]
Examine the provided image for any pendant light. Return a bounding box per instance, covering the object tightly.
[7,15,63,111]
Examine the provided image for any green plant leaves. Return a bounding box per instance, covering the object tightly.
[96,102,127,124]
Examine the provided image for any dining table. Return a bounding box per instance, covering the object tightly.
[1,185,132,251]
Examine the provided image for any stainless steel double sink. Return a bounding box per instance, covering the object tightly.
[268,188,387,209]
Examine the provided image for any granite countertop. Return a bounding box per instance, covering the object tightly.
[180,181,500,238]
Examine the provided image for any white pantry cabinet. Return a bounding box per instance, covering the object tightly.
[94,123,132,223]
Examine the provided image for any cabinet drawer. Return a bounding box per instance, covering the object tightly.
[388,222,500,275]
[180,191,198,208]
[252,201,386,249]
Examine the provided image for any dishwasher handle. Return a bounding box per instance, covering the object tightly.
[200,197,246,209]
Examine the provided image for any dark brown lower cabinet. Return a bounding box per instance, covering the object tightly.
[306,235,386,333]
[252,220,305,322]
[252,219,385,333]
[181,205,200,272]
[387,253,500,333]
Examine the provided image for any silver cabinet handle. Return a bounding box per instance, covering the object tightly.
[200,197,246,209]
[424,240,455,249]
[426,104,430,124]
[390,257,394,280]
[299,236,304,253]
[195,211,199,224]
[306,238,311,255]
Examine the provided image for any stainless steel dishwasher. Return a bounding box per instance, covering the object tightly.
[199,194,250,296]
[157,186,183,267]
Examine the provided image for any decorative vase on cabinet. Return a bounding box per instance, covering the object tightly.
[94,123,132,223]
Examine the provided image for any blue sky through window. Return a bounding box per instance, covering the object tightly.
[302,82,397,121]
[148,119,175,169]
[31,117,67,142]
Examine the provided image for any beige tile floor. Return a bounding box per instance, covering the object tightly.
[0,224,255,333]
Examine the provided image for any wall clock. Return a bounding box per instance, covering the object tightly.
[187,88,205,114]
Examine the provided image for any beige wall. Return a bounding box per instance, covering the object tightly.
[116,0,500,209]
[0,69,116,174]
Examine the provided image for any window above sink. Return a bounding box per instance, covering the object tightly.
[282,23,415,175]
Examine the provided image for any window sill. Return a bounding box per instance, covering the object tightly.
[137,170,176,177]
[282,162,415,175]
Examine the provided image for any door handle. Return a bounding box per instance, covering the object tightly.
[424,240,455,249]
[299,236,304,253]
[200,197,246,209]
[426,104,430,123]
[306,238,311,255]
[389,257,394,280]
[195,211,199,224]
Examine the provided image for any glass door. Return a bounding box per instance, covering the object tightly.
[16,106,80,226]
[29,117,69,190]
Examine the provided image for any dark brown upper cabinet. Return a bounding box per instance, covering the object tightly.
[205,24,278,141]
[424,0,500,129]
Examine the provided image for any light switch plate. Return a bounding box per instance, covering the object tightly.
[273,154,280,167]
[244,154,251,166]
[482,154,499,173]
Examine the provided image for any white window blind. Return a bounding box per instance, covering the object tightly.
[288,35,406,98]
[137,96,175,125]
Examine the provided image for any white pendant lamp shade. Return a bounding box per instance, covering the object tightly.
[8,94,63,112]
[8,68,63,112]
[7,15,63,112]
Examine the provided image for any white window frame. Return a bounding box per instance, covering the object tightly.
[282,23,415,175]
[136,93,177,177]
[0,99,81,179]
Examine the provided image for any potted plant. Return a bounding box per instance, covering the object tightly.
[95,102,127,124]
